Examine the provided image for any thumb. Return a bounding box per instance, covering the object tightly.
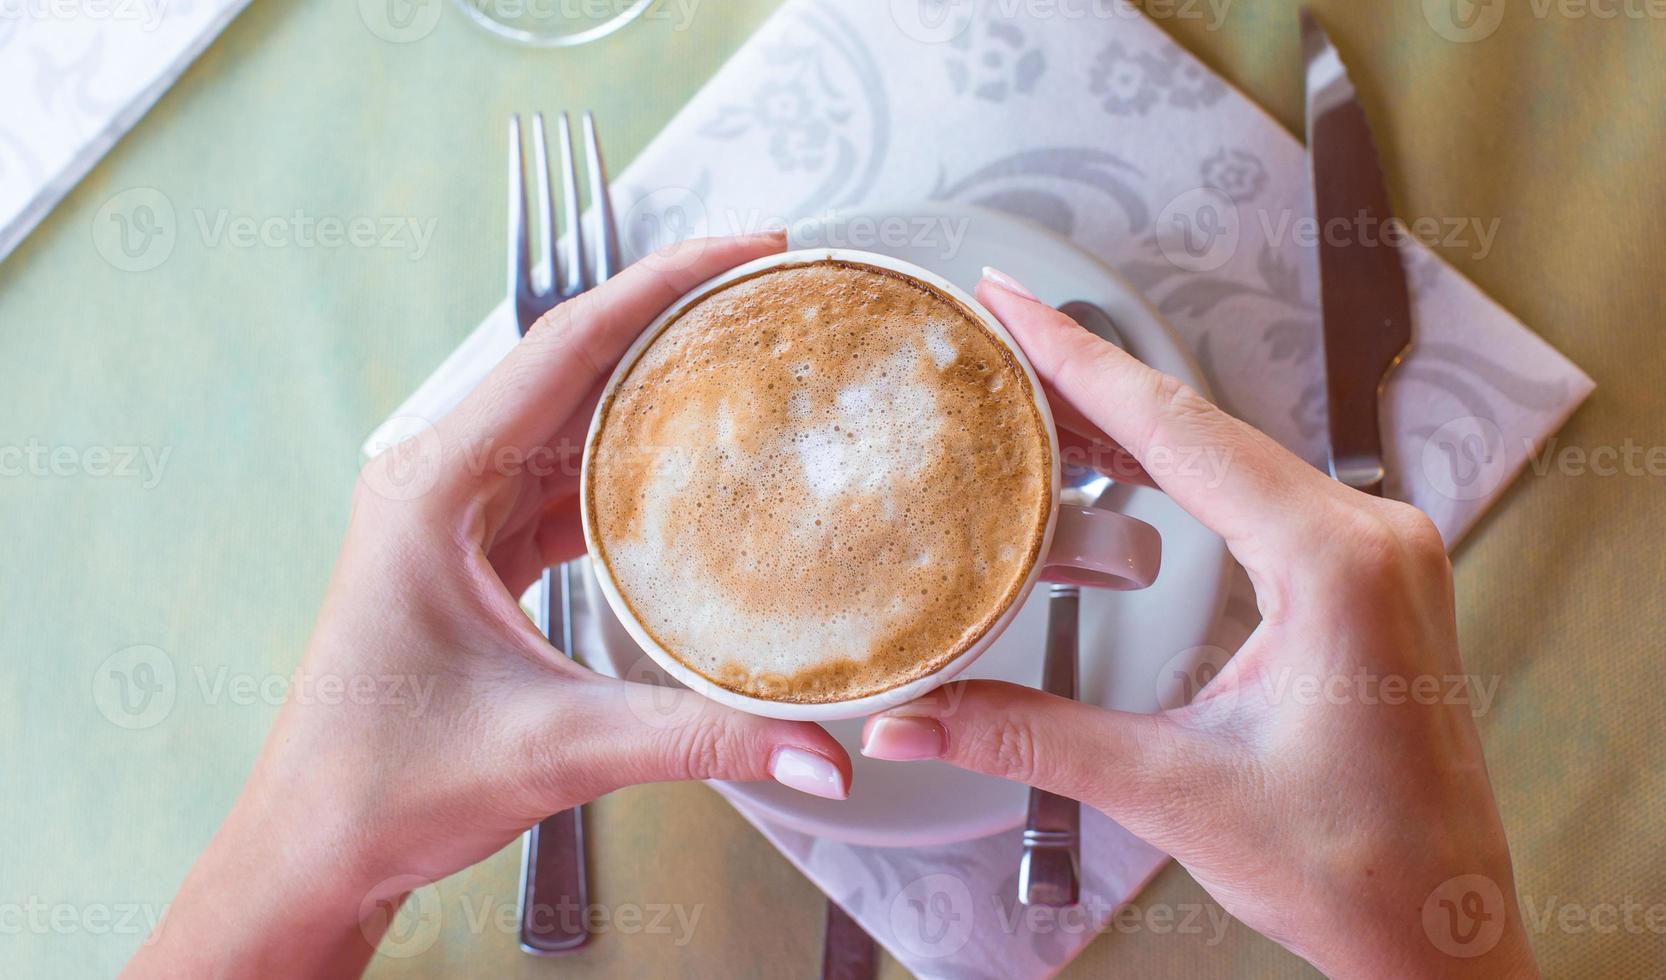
[860,680,1204,835]
[566,675,852,801]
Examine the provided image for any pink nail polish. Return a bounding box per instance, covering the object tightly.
[981,266,1039,302]
[861,716,947,761]
[769,747,848,800]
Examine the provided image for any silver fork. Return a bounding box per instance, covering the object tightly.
[507,109,618,956]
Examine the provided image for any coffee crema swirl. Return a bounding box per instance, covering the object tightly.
[586,260,1052,703]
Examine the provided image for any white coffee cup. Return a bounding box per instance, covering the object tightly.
[581,248,1161,721]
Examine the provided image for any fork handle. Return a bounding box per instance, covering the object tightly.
[520,807,589,953]
[518,566,590,953]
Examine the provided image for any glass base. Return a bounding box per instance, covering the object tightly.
[449,0,654,48]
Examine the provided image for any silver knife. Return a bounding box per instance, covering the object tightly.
[1302,9,1414,498]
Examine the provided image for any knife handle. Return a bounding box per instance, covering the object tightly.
[820,900,878,980]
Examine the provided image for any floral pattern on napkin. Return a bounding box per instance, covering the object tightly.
[616,0,1591,546]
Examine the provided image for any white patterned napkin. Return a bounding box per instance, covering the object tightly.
[369,2,1593,976]
[0,0,251,263]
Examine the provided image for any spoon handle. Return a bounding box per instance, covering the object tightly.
[1018,584,1081,907]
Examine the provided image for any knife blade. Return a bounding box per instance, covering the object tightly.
[1302,9,1413,498]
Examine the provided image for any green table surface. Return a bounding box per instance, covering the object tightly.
[2,1,1662,976]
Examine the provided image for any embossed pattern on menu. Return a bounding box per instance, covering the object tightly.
[587,261,1052,703]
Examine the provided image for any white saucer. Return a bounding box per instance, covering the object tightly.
[591,203,1233,847]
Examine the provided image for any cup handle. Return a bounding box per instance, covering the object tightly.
[1042,505,1161,591]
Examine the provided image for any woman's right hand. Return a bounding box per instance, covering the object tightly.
[861,269,1539,978]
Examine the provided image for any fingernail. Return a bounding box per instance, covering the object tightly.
[769,747,847,800]
[861,716,946,761]
[981,266,1038,302]
[762,227,789,244]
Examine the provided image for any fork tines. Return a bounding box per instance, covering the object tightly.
[507,110,619,336]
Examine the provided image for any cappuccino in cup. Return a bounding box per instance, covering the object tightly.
[586,258,1052,704]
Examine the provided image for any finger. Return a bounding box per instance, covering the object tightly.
[558,676,852,802]
[485,504,585,599]
[445,232,788,456]
[977,270,1336,558]
[861,680,1200,837]
[1057,426,1155,489]
[533,498,586,566]
[1038,377,1110,438]
[474,373,604,572]
[474,371,603,563]
[535,376,608,495]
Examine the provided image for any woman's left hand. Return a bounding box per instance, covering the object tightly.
[125,232,850,978]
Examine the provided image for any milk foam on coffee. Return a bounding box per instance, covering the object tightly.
[587,261,1051,703]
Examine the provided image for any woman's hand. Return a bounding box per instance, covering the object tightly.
[126,233,851,978]
[861,269,1539,978]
